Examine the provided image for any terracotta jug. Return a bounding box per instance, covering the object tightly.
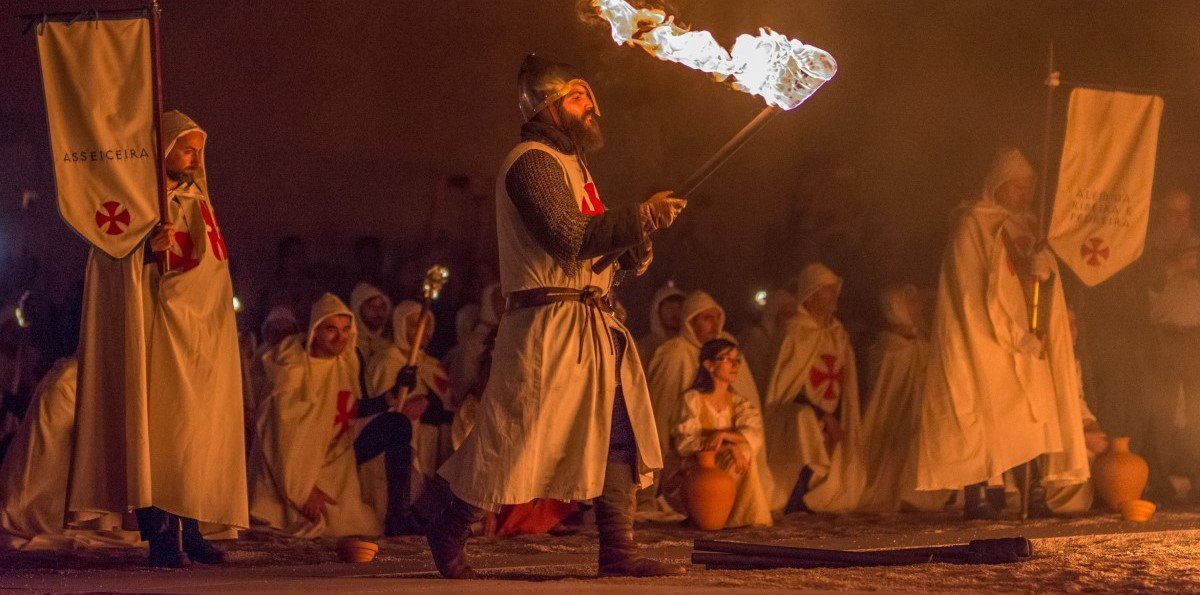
[683,450,737,530]
[1092,436,1149,511]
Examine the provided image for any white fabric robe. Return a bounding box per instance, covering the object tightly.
[248,294,379,538]
[857,331,950,511]
[646,290,767,498]
[667,389,772,527]
[636,285,685,369]
[916,197,1089,491]
[438,140,662,510]
[763,308,866,513]
[349,282,391,364]
[1,358,139,550]
[68,112,247,536]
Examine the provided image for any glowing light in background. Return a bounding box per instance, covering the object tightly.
[232,296,243,313]
[591,0,837,110]
[754,289,769,307]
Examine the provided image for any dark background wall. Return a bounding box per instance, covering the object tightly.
[2,0,1198,336]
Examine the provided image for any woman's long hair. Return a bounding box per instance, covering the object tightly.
[690,338,739,394]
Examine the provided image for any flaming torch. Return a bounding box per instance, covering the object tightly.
[590,0,837,272]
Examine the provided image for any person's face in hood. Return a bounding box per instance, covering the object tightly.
[552,82,603,153]
[359,296,389,333]
[689,307,722,344]
[405,310,434,349]
[311,314,353,359]
[164,130,204,185]
[804,283,841,322]
[994,175,1035,214]
[1156,189,1193,247]
[659,295,684,334]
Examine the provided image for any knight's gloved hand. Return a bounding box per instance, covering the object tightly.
[639,190,686,232]
[1031,249,1054,281]
[395,365,418,392]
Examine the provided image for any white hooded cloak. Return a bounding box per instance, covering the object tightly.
[738,289,795,394]
[636,284,685,368]
[68,110,247,536]
[1,358,138,550]
[248,293,380,538]
[916,149,1089,491]
[349,282,392,364]
[763,264,866,513]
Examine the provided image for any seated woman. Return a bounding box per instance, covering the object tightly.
[666,339,772,528]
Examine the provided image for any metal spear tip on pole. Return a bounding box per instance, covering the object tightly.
[422,264,451,301]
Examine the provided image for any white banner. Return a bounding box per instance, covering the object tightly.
[37,17,158,258]
[1048,88,1163,286]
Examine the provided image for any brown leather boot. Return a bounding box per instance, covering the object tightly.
[426,496,484,579]
[596,456,687,578]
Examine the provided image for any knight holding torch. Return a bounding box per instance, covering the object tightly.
[430,55,687,579]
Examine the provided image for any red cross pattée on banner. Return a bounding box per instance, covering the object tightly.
[808,354,843,403]
[1080,237,1110,267]
[94,201,131,235]
[160,230,201,273]
[198,201,229,261]
[333,390,357,439]
[581,181,606,216]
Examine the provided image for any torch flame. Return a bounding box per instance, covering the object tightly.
[591,0,837,110]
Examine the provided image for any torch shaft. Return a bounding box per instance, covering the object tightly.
[592,105,782,273]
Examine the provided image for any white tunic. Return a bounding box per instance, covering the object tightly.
[438,140,662,509]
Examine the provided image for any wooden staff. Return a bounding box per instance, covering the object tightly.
[393,265,450,409]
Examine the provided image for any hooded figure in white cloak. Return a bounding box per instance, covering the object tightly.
[763,263,867,513]
[250,293,421,537]
[448,282,504,448]
[349,282,392,364]
[667,339,773,527]
[68,110,247,568]
[430,55,687,579]
[636,284,685,368]
[647,290,767,503]
[916,148,1089,520]
[1,357,139,550]
[739,289,798,394]
[856,284,951,512]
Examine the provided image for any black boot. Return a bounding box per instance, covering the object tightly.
[181,517,226,565]
[963,482,1000,521]
[426,496,484,579]
[1017,462,1057,519]
[382,431,422,536]
[596,456,687,578]
[986,486,1008,512]
[137,508,191,569]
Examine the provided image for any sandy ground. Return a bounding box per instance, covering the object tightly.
[3,506,1200,593]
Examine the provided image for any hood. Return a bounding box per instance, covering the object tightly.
[305,293,356,356]
[260,305,299,338]
[680,290,725,348]
[349,282,391,338]
[391,300,431,354]
[161,109,208,196]
[794,262,842,310]
[648,283,685,340]
[879,283,920,335]
[980,148,1035,206]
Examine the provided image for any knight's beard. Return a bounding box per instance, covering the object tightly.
[564,111,604,153]
[167,168,197,187]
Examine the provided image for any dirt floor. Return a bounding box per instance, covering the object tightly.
[3,505,1200,593]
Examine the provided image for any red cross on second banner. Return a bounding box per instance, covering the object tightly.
[1048,88,1163,286]
[37,16,159,258]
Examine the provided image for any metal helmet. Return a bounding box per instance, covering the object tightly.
[517,54,601,122]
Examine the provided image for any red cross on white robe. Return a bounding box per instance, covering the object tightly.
[807,353,843,414]
[333,390,356,440]
[94,201,131,235]
[159,230,201,274]
[199,201,229,261]
[581,181,606,216]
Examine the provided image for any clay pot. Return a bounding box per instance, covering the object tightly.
[336,537,379,563]
[683,450,737,531]
[1092,436,1150,512]
[1119,499,1156,522]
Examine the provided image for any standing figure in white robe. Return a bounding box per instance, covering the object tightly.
[857,284,950,512]
[763,263,866,513]
[68,111,247,568]
[431,55,687,579]
[349,282,392,364]
[739,289,798,394]
[647,290,766,502]
[365,300,455,515]
[0,358,139,550]
[250,293,422,537]
[448,282,503,449]
[667,339,772,528]
[636,284,685,368]
[916,148,1089,520]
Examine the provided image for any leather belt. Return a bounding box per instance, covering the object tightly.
[506,285,616,363]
